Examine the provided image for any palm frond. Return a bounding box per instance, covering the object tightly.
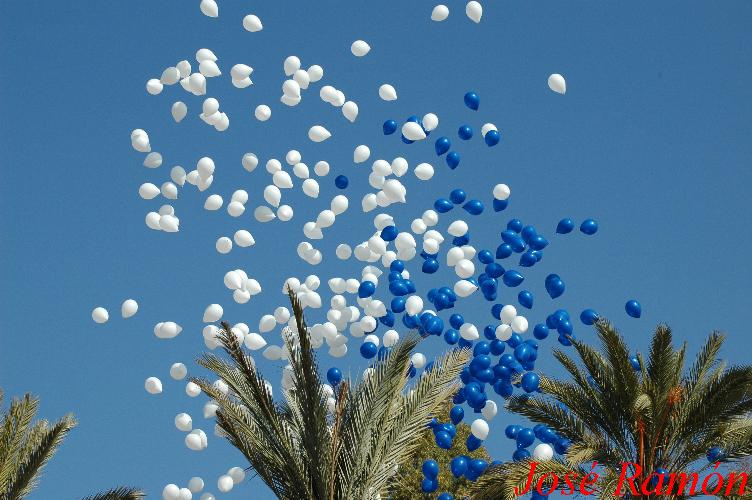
[81,486,145,500]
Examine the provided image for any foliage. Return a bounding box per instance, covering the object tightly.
[389,401,491,499]
[192,288,471,500]
[0,389,144,500]
[470,319,752,500]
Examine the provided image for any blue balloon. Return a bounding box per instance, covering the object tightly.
[434,198,454,213]
[422,258,440,274]
[502,270,525,287]
[629,355,640,371]
[490,339,505,355]
[458,125,473,140]
[435,136,451,156]
[485,129,500,147]
[449,188,467,204]
[554,438,571,454]
[493,380,514,397]
[513,448,531,461]
[478,249,494,264]
[382,119,397,135]
[390,259,405,272]
[357,281,376,298]
[422,459,440,478]
[326,367,342,386]
[507,219,524,232]
[359,342,378,359]
[579,309,599,325]
[625,300,642,318]
[463,199,484,215]
[485,263,504,278]
[334,174,349,189]
[437,493,454,500]
[518,291,534,309]
[391,297,406,313]
[421,478,438,493]
[545,274,565,299]
[450,456,469,477]
[533,324,550,340]
[580,219,599,235]
[516,428,535,448]
[469,459,488,475]
[556,218,575,234]
[493,198,509,212]
[444,329,460,345]
[449,313,465,329]
[464,91,480,110]
[466,434,483,451]
[473,341,491,356]
[380,225,398,241]
[495,243,513,259]
[450,405,465,424]
[491,303,504,320]
[521,372,540,393]
[519,251,537,268]
[446,151,461,169]
[435,430,453,449]
[505,425,521,439]
[707,446,723,462]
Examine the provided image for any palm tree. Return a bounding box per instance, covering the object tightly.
[470,319,752,500]
[0,389,144,500]
[192,288,470,499]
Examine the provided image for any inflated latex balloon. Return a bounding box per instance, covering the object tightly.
[351,40,371,57]
[242,14,263,32]
[92,307,109,324]
[159,214,180,233]
[458,125,473,140]
[485,129,501,146]
[203,194,223,211]
[215,237,232,254]
[200,0,218,17]
[471,418,489,440]
[175,413,193,432]
[228,466,246,484]
[434,137,451,156]
[402,122,427,141]
[414,163,435,180]
[548,73,566,94]
[625,300,642,318]
[378,84,397,101]
[144,377,162,394]
[556,218,575,234]
[580,219,599,235]
[143,152,162,169]
[277,205,294,221]
[466,1,482,22]
[307,64,324,82]
[431,5,449,21]
[163,484,180,500]
[521,372,540,392]
[354,145,370,163]
[186,429,207,451]
[199,59,221,78]
[422,113,439,132]
[254,104,272,121]
[342,101,358,122]
[446,151,461,169]
[188,477,204,493]
[533,443,554,461]
[464,91,480,110]
[171,101,187,123]
[308,125,331,142]
[511,315,529,334]
[203,304,223,323]
[121,299,138,318]
[481,400,498,420]
[138,183,160,200]
[146,78,163,95]
[170,362,187,380]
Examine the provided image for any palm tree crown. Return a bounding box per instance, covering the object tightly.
[471,319,752,499]
[192,288,470,499]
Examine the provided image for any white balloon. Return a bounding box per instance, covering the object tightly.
[533,443,554,461]
[378,84,397,101]
[308,125,331,142]
[204,194,223,210]
[466,1,482,22]
[242,153,258,172]
[353,145,370,163]
[230,190,248,205]
[188,477,205,493]
[454,280,478,298]
[422,113,439,132]
[293,162,309,179]
[227,201,245,217]
[203,304,223,323]
[482,400,498,420]
[284,56,301,76]
[92,307,109,324]
[170,362,188,380]
[185,429,207,451]
[244,332,267,350]
[307,65,324,82]
[313,160,330,177]
[254,104,271,121]
[481,123,498,137]
[202,98,220,116]
[493,183,511,200]
[391,157,409,177]
[138,183,159,200]
[495,324,512,341]
[512,315,529,334]
[500,304,517,325]
[242,14,263,32]
[171,102,187,122]
[233,77,253,89]
[175,413,193,432]
[121,299,138,318]
[200,0,218,17]
[170,166,187,186]
[548,73,566,94]
[431,4,449,21]
[144,152,162,168]
[216,237,232,254]
[273,171,293,189]
[342,101,358,122]
[470,418,489,440]
[293,69,310,89]
[176,60,191,77]
[460,323,479,341]
[263,185,281,207]
[224,271,243,290]
[402,122,427,141]
[160,182,178,200]
[199,60,221,78]
[230,64,253,80]
[411,352,427,369]
[186,381,201,397]
[234,230,255,247]
[145,377,162,395]
[351,40,371,57]
[254,206,276,222]
[228,466,246,484]
[405,296,424,316]
[320,85,338,103]
[163,484,180,500]
[414,163,434,181]
[447,220,469,237]
[277,205,293,221]
[302,178,320,198]
[282,79,301,98]
[196,48,217,63]
[217,475,234,493]
[199,494,215,500]
[146,79,163,95]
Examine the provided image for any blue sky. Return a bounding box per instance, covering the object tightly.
[1,0,751,498]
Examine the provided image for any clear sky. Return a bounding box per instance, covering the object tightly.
[1,0,751,498]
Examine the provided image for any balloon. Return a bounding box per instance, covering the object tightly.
[493,184,511,201]
[629,355,640,371]
[308,125,331,142]
[580,219,599,235]
[450,456,468,477]
[458,125,473,140]
[556,218,575,234]
[533,443,554,461]
[350,40,371,57]
[228,466,246,484]
[518,291,533,309]
[580,309,599,325]
[200,0,218,17]
[422,459,440,478]
[471,418,490,440]
[342,101,358,122]
[254,104,271,121]
[450,405,464,424]
[516,428,535,448]
[466,434,482,451]
[414,163,435,180]
[521,372,540,393]
[545,274,565,299]
[502,270,524,287]
[217,474,234,493]
[437,493,454,500]
[446,151,461,169]
[120,299,138,319]
[435,430,453,449]
[421,478,438,493]
[625,300,642,318]
[144,377,162,394]
[353,145,370,163]
[378,84,398,101]
[466,1,483,22]
[434,137,451,156]
[463,199,484,215]
[383,119,398,135]
[326,367,342,385]
[484,129,501,146]
[360,342,378,359]
[548,73,566,94]
[92,307,109,324]
[464,91,480,110]
[333,175,349,190]
[402,121,427,141]
[707,446,723,463]
[242,13,263,31]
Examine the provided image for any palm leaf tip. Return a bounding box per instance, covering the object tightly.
[81,486,146,500]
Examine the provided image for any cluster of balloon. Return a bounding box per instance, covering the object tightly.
[504,424,568,462]
[91,299,139,324]
[430,2,483,23]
